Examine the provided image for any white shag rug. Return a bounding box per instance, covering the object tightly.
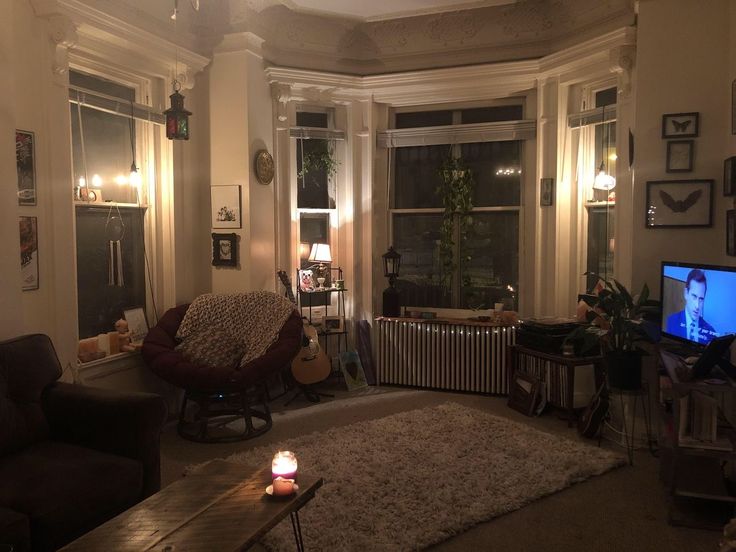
[190,402,624,551]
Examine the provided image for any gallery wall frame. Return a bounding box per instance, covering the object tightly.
[16,130,36,206]
[212,232,238,267]
[665,140,694,173]
[661,112,699,139]
[728,210,736,257]
[211,185,241,229]
[645,179,713,228]
[19,216,38,291]
[724,156,736,196]
[540,177,554,207]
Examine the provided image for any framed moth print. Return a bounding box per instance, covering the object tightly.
[16,130,36,205]
[645,179,712,228]
[19,216,39,291]
[665,140,693,173]
[211,185,241,229]
[662,112,699,139]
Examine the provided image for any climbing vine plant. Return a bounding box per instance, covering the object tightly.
[436,155,474,291]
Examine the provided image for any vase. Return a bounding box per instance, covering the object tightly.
[605,350,643,391]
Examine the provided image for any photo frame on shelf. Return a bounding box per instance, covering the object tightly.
[16,130,36,206]
[725,156,736,196]
[666,140,693,173]
[338,351,368,391]
[728,210,736,257]
[210,185,241,229]
[662,112,699,139]
[211,232,238,267]
[123,307,148,344]
[19,216,38,291]
[645,179,713,228]
[323,315,344,333]
[298,269,315,292]
[540,178,554,207]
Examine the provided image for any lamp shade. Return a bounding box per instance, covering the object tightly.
[382,246,401,278]
[593,169,616,191]
[308,243,332,263]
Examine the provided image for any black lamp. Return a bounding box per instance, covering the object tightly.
[382,246,401,317]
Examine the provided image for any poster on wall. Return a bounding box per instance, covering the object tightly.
[19,216,39,291]
[16,130,36,206]
[211,185,241,229]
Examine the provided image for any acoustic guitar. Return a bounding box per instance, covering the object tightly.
[277,270,331,385]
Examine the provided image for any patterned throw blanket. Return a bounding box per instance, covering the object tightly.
[176,291,297,367]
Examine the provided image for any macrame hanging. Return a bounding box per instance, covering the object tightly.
[106,205,126,286]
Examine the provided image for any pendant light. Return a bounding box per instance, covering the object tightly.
[129,101,141,188]
[593,119,616,191]
[165,0,192,140]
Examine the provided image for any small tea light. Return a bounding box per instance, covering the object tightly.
[272,451,297,480]
[272,476,295,496]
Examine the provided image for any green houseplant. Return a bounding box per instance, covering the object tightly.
[567,273,658,390]
[297,141,339,185]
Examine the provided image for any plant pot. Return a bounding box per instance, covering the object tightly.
[605,350,643,391]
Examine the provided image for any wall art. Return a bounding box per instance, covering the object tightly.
[16,130,36,205]
[728,210,736,257]
[540,177,554,207]
[19,216,39,291]
[724,156,736,196]
[645,179,712,228]
[661,112,699,139]
[211,185,241,229]
[211,232,238,267]
[665,140,693,173]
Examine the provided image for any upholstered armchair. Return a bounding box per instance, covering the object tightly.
[0,333,167,552]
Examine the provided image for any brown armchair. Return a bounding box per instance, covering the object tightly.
[0,334,167,552]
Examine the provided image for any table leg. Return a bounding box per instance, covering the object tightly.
[290,511,305,552]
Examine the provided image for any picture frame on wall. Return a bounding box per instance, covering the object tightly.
[665,140,694,173]
[732,80,736,135]
[211,232,238,267]
[16,130,36,206]
[19,216,38,291]
[540,178,554,207]
[661,112,699,139]
[211,185,241,229]
[728,210,736,257]
[645,179,713,228]
[725,156,736,196]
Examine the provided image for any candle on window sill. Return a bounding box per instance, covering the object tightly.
[272,450,298,480]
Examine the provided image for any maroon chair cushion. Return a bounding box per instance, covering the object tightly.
[142,305,301,393]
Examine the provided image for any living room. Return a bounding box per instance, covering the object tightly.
[1,0,735,550]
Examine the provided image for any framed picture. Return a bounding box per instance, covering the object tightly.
[661,112,699,139]
[16,130,36,205]
[123,307,149,344]
[732,80,736,135]
[19,216,38,291]
[666,140,694,173]
[725,157,736,196]
[338,351,368,391]
[323,315,344,333]
[540,177,554,207]
[298,269,315,292]
[645,179,713,228]
[211,233,238,267]
[728,210,736,257]
[211,185,241,229]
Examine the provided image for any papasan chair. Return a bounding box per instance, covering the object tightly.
[142,291,301,443]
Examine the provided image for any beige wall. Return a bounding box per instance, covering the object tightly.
[632,0,732,296]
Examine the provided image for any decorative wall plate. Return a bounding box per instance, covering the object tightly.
[254,149,274,185]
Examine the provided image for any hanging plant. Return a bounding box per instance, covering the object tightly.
[297,140,339,187]
[436,155,474,290]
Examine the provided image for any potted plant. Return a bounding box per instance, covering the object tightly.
[566,273,659,390]
[297,140,339,185]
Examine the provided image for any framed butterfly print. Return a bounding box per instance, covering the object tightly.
[645,179,712,228]
[662,112,699,138]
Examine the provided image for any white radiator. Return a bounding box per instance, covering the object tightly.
[375,319,516,394]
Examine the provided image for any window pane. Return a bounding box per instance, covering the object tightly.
[76,206,146,339]
[298,213,331,307]
[393,145,447,209]
[461,141,521,207]
[592,121,616,202]
[296,139,336,209]
[296,111,328,128]
[586,207,615,291]
[395,111,453,129]
[595,87,617,108]
[459,212,519,310]
[461,105,523,124]
[393,213,451,308]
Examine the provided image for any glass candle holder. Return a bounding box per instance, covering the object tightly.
[272,451,298,480]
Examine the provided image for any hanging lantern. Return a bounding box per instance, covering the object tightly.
[164,81,191,140]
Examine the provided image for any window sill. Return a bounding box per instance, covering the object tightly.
[77,350,140,369]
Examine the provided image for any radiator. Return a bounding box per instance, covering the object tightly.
[375,319,516,394]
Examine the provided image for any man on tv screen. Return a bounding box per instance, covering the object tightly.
[666,268,717,344]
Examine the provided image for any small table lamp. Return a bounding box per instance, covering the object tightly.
[308,243,332,288]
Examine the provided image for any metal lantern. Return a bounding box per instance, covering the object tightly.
[382,246,402,317]
[164,82,191,141]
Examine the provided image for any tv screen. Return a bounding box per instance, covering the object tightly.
[661,261,736,347]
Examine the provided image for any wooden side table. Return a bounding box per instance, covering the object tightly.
[507,345,604,426]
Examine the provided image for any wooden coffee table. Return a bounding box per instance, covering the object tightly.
[60,459,323,551]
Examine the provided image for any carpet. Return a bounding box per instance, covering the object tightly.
[190,402,624,551]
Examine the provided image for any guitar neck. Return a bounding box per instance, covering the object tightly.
[277,270,298,305]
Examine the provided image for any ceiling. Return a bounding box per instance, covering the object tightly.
[280,0,517,22]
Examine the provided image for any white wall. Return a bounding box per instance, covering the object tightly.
[633,0,732,296]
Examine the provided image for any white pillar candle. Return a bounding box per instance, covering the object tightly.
[272,476,295,496]
[272,451,298,480]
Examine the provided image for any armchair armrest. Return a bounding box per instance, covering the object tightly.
[42,382,167,498]
[0,506,29,552]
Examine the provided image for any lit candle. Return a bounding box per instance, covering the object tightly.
[272,476,295,496]
[272,451,297,480]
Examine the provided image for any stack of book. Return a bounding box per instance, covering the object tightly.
[678,390,733,451]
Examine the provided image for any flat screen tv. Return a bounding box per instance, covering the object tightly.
[661,261,736,348]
